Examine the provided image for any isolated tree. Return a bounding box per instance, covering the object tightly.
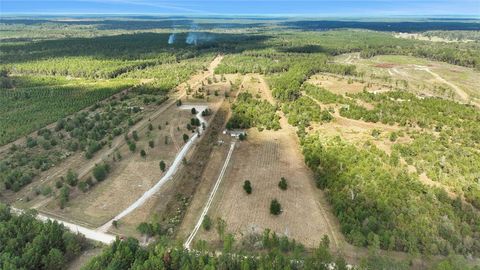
[176,99,182,106]
[59,186,70,209]
[191,108,197,114]
[66,169,78,187]
[140,149,146,158]
[183,133,189,143]
[148,123,153,131]
[202,215,212,231]
[243,180,252,194]
[112,220,118,229]
[270,199,282,215]
[128,141,136,152]
[93,163,109,182]
[148,140,154,148]
[278,177,288,190]
[159,160,166,172]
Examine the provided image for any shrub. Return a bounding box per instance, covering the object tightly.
[128,141,136,152]
[148,140,154,148]
[159,161,166,172]
[78,181,89,192]
[202,215,212,231]
[132,131,139,141]
[26,137,37,148]
[66,169,78,187]
[243,180,252,194]
[270,199,282,215]
[278,177,288,190]
[389,132,398,142]
[140,149,146,157]
[59,187,70,209]
[93,163,109,182]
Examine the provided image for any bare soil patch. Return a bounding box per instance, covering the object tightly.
[307,74,390,95]
[374,63,396,68]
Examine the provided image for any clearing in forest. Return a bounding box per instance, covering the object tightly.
[335,54,480,105]
[186,74,344,250]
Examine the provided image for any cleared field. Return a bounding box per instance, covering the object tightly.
[335,54,480,105]
[307,73,392,95]
[41,104,193,226]
[194,118,343,249]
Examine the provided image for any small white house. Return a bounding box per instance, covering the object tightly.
[223,129,246,138]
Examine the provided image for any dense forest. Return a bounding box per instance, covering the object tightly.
[0,204,88,270]
[227,92,280,130]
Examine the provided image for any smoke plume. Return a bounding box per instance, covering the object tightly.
[168,34,176,45]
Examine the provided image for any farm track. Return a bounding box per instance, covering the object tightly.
[184,141,236,250]
[185,74,345,250]
[6,55,224,244]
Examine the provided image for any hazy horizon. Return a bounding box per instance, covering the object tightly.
[2,0,480,17]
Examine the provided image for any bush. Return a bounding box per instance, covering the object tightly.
[270,199,282,215]
[55,179,64,189]
[93,163,109,182]
[159,160,166,172]
[140,149,146,157]
[128,141,136,152]
[148,140,154,148]
[132,131,139,141]
[26,137,37,148]
[59,186,70,209]
[202,215,212,231]
[278,177,288,190]
[243,180,252,194]
[78,181,89,192]
[389,132,398,142]
[66,169,78,187]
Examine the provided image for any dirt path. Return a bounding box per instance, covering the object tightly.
[95,55,223,231]
[11,207,115,244]
[7,55,225,244]
[184,141,236,250]
[413,65,470,102]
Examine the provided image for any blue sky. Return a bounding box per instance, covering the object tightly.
[1,0,479,16]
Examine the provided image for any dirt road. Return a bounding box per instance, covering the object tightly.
[98,106,210,232]
[11,207,115,244]
[184,141,236,250]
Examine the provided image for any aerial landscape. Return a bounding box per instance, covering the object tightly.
[1,0,480,269]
